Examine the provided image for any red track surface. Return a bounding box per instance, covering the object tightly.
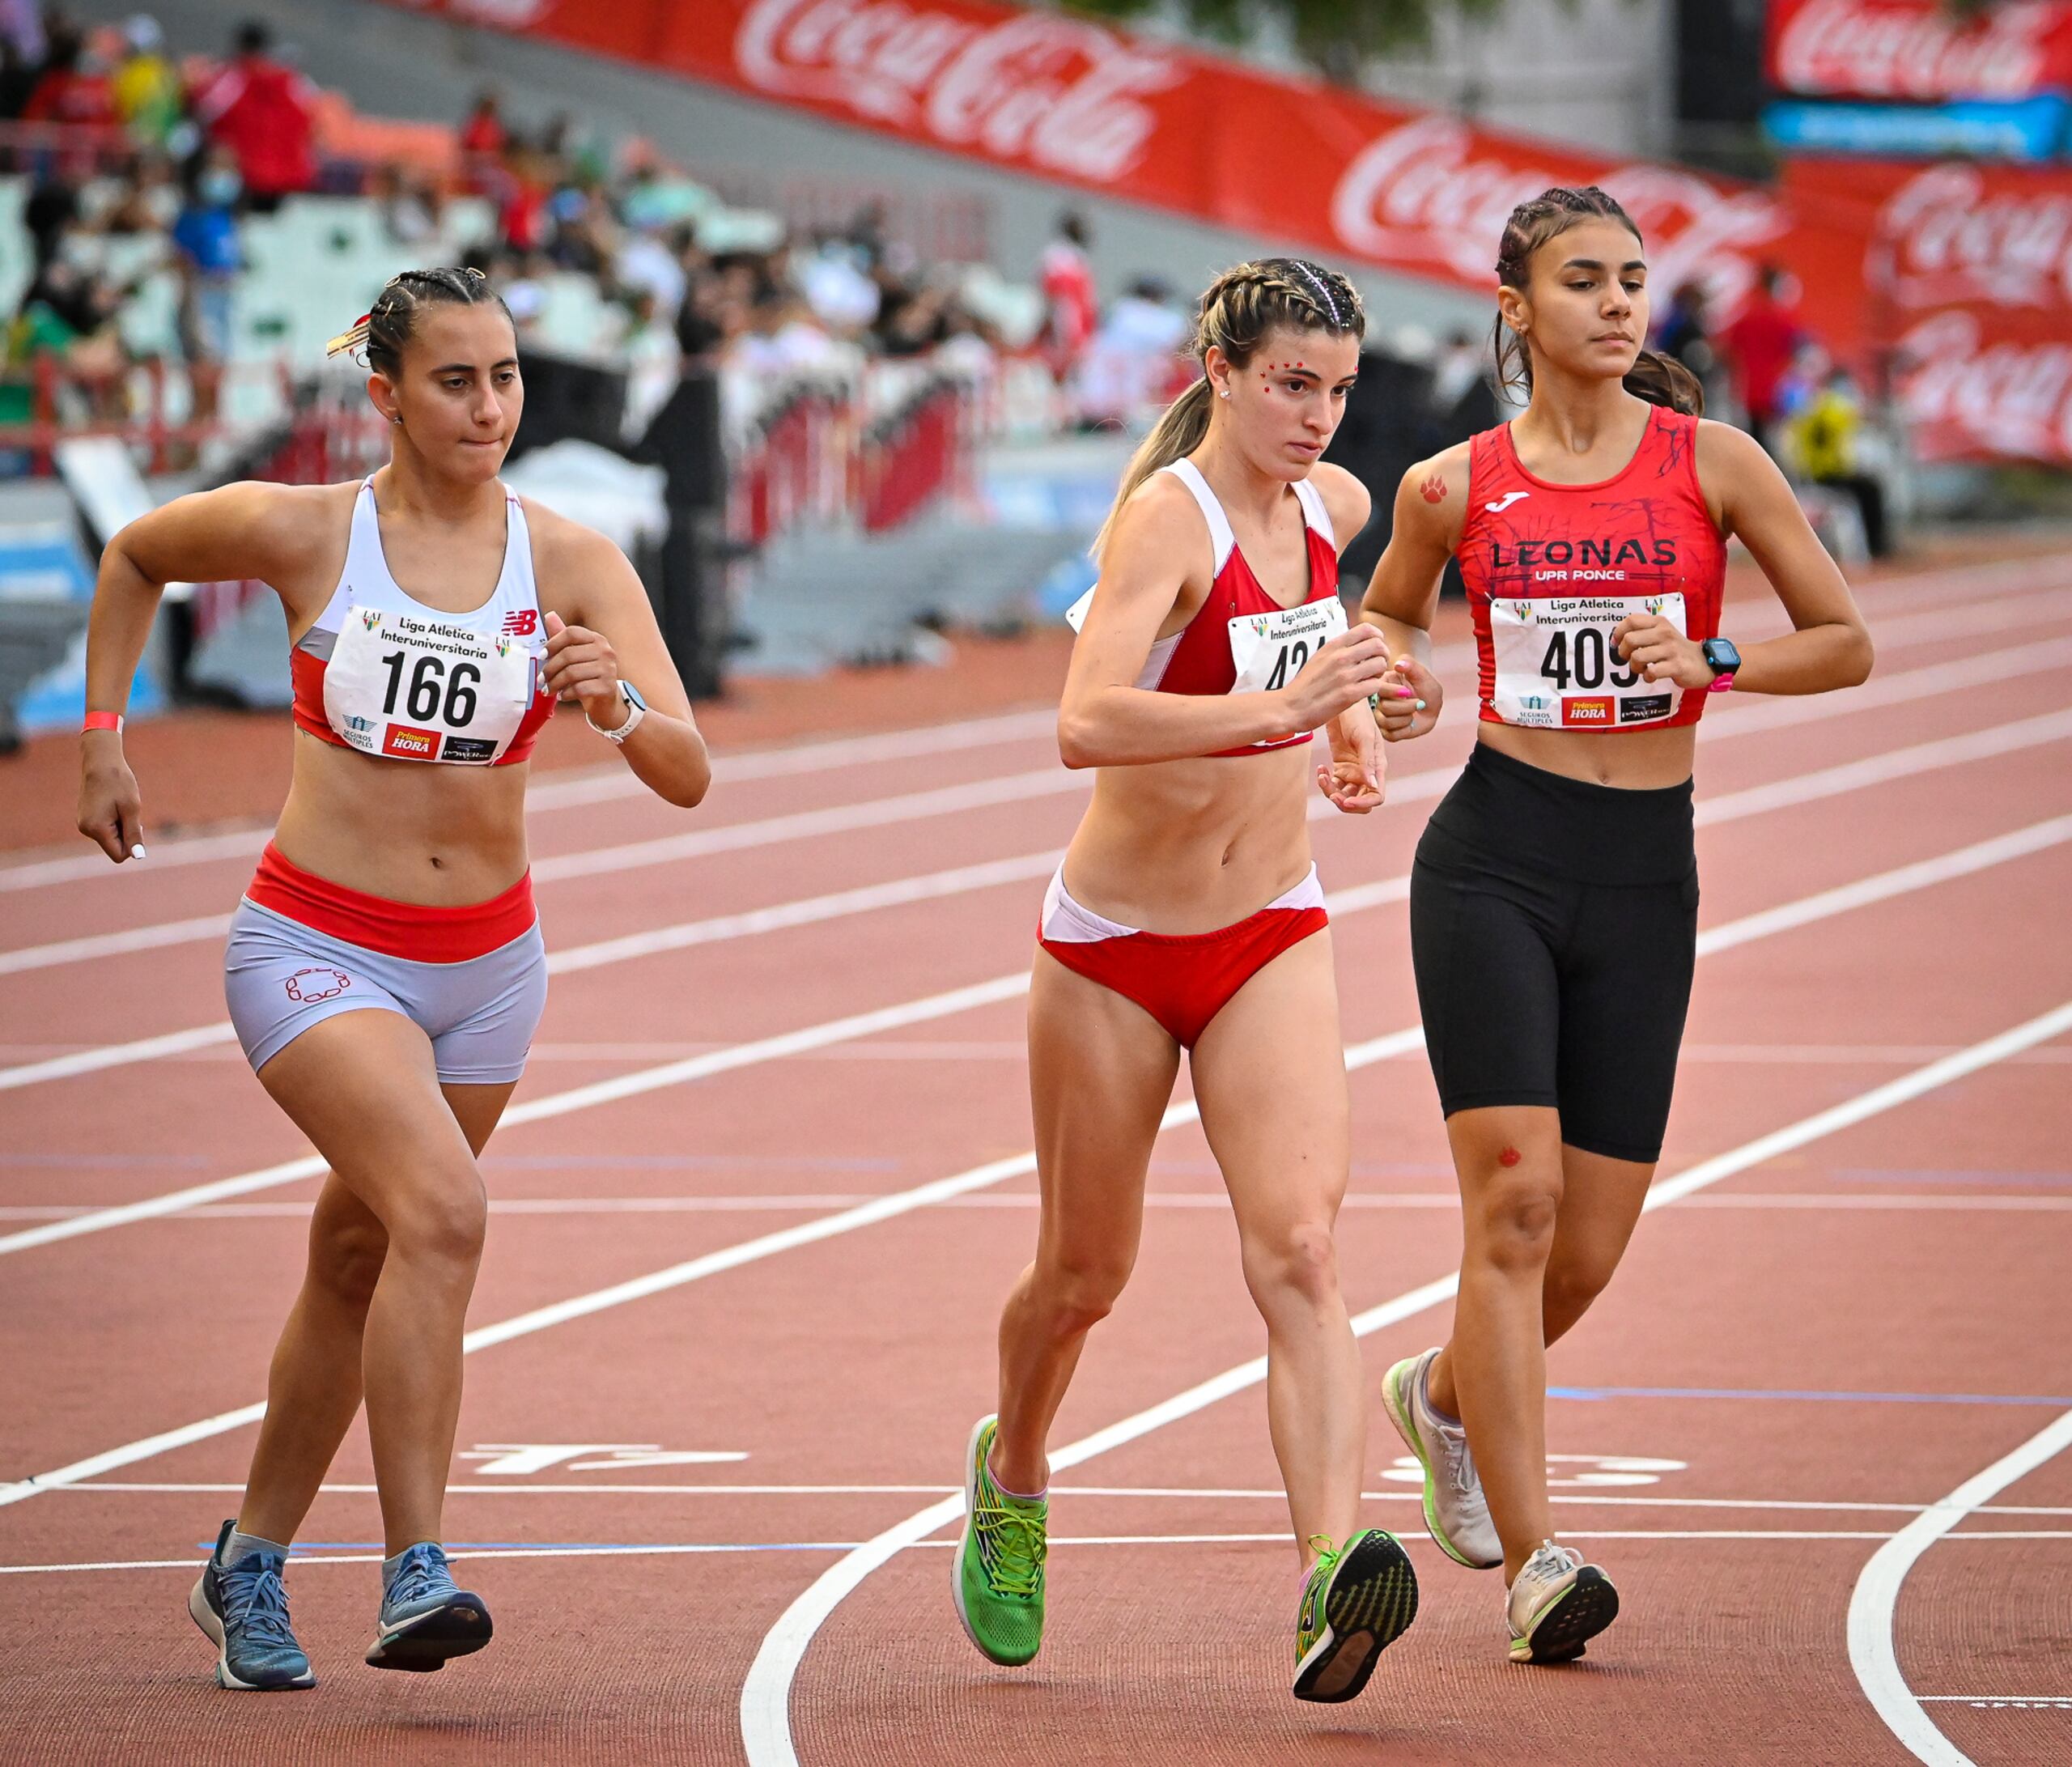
[2,546,2069,1765]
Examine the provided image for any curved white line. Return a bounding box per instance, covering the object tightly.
[1848,1404,2072,1766]
[741,998,2072,1767]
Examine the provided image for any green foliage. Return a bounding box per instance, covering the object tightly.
[1063,0,1556,77]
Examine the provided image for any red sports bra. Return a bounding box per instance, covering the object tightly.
[1069,458,1347,758]
[1458,406,1726,733]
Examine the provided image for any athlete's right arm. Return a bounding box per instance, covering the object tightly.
[78,482,336,864]
[1058,476,1390,767]
[1356,449,1464,742]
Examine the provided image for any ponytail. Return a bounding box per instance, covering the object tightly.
[1090,379,1212,562]
[1622,346,1704,416]
[1088,256,1365,562]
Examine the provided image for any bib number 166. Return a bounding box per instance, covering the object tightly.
[380,651,479,728]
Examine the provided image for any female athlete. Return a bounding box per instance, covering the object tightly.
[75,268,711,1688]
[1359,188,1872,1663]
[951,259,1433,1703]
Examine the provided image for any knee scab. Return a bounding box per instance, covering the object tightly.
[1498,1146,1522,1168]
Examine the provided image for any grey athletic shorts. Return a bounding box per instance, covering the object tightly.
[223,898,547,1084]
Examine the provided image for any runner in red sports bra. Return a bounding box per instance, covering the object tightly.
[1356,186,1872,1667]
[76,268,711,1691]
[952,259,1436,1705]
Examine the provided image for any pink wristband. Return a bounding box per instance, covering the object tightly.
[82,711,124,733]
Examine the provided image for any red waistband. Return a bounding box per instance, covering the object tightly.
[246,843,537,962]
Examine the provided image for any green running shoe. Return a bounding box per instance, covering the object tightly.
[1292,1528,1419,1703]
[951,1415,1047,1667]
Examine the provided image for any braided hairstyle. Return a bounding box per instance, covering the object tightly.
[325,265,513,380]
[1492,186,1701,417]
[1092,257,1365,560]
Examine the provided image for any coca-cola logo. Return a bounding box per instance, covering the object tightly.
[1330,117,1786,317]
[1773,0,2063,101]
[735,0,1184,183]
[1896,308,2072,462]
[1876,165,2072,311]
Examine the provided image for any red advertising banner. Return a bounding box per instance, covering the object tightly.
[384,0,1867,353]
[1766,0,2072,103]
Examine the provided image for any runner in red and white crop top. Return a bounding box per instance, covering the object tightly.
[290,479,558,766]
[1458,402,1726,733]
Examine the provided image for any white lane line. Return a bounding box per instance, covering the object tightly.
[738,996,2072,1767]
[1849,1404,2072,1766]
[0,708,1070,894]
[12,1187,2072,1224]
[9,676,2070,1100]
[53,1482,2072,1518]
[10,607,2070,976]
[7,1527,2070,1580]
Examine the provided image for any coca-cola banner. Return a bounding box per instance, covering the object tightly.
[380,0,1868,354]
[1767,0,2072,104]
[1785,157,2072,335]
[1892,309,2072,464]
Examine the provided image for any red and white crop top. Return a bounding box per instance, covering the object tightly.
[1068,457,1346,758]
[1458,406,1726,733]
[290,480,556,766]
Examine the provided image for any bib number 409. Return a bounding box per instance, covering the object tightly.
[1539,627,1639,693]
[380,651,479,727]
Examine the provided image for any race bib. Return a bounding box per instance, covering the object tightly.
[323,602,541,764]
[1488,592,1686,730]
[1227,596,1347,697]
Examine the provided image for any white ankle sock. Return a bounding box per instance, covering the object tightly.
[222,1527,288,1566]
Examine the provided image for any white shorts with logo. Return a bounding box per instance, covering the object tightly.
[223,899,547,1084]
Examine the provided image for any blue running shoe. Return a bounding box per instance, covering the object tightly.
[365,1542,493,1672]
[187,1519,316,1690]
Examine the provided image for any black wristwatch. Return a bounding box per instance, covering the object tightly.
[1700,638,1740,694]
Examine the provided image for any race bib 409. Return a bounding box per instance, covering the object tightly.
[1488,592,1687,729]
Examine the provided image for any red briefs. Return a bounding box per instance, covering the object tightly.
[1037,865,1328,1048]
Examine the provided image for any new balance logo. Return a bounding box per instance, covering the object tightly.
[502,610,540,637]
[1484,491,1531,513]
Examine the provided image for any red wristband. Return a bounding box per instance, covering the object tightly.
[82,711,124,733]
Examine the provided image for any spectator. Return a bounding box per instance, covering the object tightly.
[458,88,506,160]
[22,158,85,273]
[1654,280,1720,410]
[1071,276,1187,429]
[1038,210,1094,384]
[111,15,184,148]
[1718,265,1805,456]
[172,142,244,423]
[372,163,440,248]
[100,147,180,233]
[1788,363,1890,558]
[194,20,316,213]
[23,24,116,126]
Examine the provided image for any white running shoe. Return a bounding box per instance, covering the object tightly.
[1381,1349,1501,1569]
[1505,1540,1619,1663]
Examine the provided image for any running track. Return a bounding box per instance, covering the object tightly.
[1,553,2068,1765]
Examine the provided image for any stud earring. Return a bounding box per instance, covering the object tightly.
[1218,387,1231,400]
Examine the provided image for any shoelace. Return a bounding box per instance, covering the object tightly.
[976,1499,1047,1599]
[384,1545,452,1612]
[220,1557,300,1650]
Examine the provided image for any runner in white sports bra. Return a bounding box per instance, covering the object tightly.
[76,268,711,1692]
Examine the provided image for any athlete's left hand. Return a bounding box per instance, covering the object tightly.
[543,610,624,714]
[1318,704,1386,814]
[1614,613,1712,689]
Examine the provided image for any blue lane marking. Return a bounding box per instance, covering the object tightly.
[1550,1386,2072,1407]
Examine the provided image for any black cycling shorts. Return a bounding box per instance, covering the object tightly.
[1409,741,1698,1165]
